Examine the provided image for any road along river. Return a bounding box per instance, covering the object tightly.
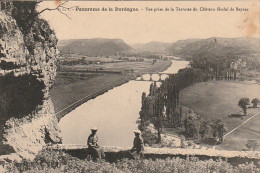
[59,60,190,147]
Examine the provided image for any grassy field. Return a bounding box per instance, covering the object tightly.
[50,60,171,120]
[179,80,260,151]
[219,108,260,151]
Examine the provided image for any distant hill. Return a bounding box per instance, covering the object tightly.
[58,38,132,56]
[131,42,172,54]
[167,37,260,59]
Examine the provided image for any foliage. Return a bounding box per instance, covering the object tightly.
[199,120,211,139]
[139,66,235,146]
[153,93,164,143]
[183,113,200,138]
[139,92,147,128]
[140,68,209,143]
[251,98,260,108]
[11,1,40,34]
[141,123,158,146]
[139,67,234,145]
[6,149,121,173]
[141,123,180,148]
[183,113,227,142]
[238,98,250,116]
[6,1,57,55]
[210,119,228,143]
[181,38,260,78]
[5,149,260,173]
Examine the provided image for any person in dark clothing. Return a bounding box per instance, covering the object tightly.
[87,127,105,160]
[130,129,144,159]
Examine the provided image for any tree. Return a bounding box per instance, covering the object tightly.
[11,1,72,35]
[251,98,260,108]
[139,92,147,128]
[153,116,162,143]
[183,114,200,138]
[149,83,155,96]
[153,94,164,143]
[211,119,227,143]
[199,120,211,139]
[216,121,227,143]
[238,98,250,116]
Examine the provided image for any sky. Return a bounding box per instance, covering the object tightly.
[38,1,259,44]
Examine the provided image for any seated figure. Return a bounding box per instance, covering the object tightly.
[87,127,105,160]
[130,129,144,159]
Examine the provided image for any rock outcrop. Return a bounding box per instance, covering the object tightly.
[0,2,61,160]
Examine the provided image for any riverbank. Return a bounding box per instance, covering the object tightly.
[50,74,132,121]
[50,60,172,121]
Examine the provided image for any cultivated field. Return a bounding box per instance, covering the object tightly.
[179,80,260,151]
[61,59,171,73]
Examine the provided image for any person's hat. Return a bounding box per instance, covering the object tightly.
[91,126,98,131]
[134,129,141,134]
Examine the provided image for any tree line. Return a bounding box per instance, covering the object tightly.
[189,54,241,81]
[139,67,228,144]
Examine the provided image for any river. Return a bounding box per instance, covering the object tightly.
[59,60,190,147]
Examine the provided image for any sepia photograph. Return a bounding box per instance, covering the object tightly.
[0,0,260,172]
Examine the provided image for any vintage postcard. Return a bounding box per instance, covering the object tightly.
[0,0,260,172]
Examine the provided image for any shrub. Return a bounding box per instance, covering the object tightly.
[141,123,158,146]
[5,148,260,173]
[251,98,260,108]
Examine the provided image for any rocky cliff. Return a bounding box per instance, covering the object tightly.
[0,2,61,160]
